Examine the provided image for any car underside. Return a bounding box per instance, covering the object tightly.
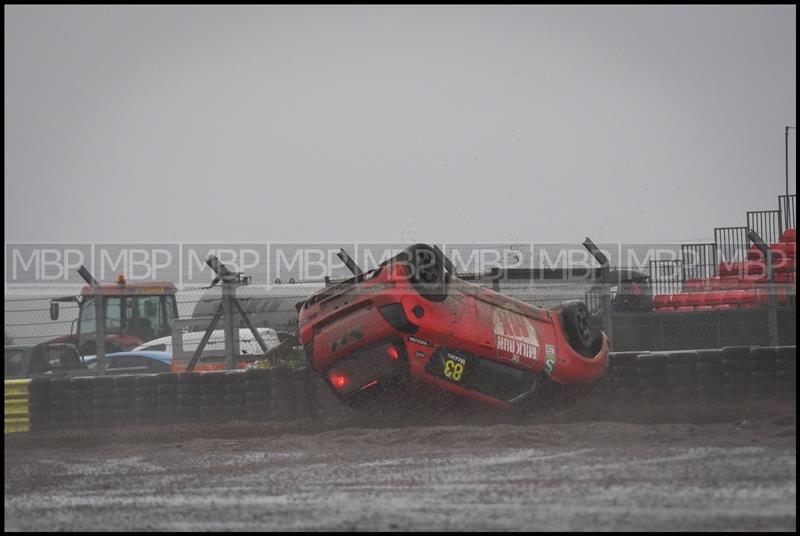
[298,244,610,412]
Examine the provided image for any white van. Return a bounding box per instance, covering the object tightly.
[133,327,281,356]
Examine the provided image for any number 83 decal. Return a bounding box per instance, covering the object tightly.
[443,358,464,382]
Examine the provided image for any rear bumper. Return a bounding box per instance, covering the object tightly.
[321,338,408,400]
[321,334,545,411]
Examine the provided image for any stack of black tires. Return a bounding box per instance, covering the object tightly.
[606,346,797,400]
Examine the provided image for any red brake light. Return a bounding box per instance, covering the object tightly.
[387,345,399,360]
[329,373,348,390]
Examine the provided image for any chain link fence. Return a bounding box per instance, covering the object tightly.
[4,283,325,348]
[6,277,794,355]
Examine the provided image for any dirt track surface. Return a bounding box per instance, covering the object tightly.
[5,411,797,532]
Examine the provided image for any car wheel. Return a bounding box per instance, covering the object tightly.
[560,300,601,357]
[404,244,448,302]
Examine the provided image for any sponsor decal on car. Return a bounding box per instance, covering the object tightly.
[544,343,556,376]
[408,336,430,346]
[493,308,539,368]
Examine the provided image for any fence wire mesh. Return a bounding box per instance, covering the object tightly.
[5,278,794,354]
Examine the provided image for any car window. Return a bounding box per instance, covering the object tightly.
[29,347,53,374]
[51,346,83,369]
[4,349,25,379]
[80,297,96,334]
[105,297,123,333]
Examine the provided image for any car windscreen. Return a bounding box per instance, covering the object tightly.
[5,349,26,379]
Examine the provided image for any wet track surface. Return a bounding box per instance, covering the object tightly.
[5,412,796,531]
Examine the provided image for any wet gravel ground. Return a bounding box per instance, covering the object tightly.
[5,410,796,531]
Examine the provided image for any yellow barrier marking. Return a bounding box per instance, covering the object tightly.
[5,379,31,434]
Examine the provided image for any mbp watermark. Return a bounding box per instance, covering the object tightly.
[6,244,91,285]
[6,241,768,295]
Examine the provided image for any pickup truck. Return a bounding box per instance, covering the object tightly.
[5,344,174,379]
[4,343,88,380]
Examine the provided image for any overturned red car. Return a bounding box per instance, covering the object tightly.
[298,244,609,411]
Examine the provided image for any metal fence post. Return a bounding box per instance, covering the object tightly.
[748,229,779,346]
[95,292,106,375]
[601,284,613,345]
[766,252,779,347]
[78,266,105,375]
[222,279,236,371]
[582,238,613,345]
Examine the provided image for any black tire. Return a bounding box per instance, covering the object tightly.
[560,300,601,357]
[114,375,137,388]
[134,375,157,388]
[245,369,271,384]
[749,370,775,383]
[92,396,114,409]
[636,352,669,369]
[610,352,641,368]
[92,376,115,389]
[697,349,723,365]
[156,373,178,385]
[667,368,695,382]
[403,244,448,302]
[611,367,638,378]
[28,377,51,395]
[156,384,178,396]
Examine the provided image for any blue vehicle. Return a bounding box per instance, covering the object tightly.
[83,351,172,374]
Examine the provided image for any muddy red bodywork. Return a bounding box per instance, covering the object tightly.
[298,257,609,411]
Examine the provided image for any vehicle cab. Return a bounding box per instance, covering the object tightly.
[48,276,179,355]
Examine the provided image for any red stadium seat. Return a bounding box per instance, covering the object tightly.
[724,289,742,306]
[776,272,796,283]
[719,262,738,276]
[780,228,796,243]
[726,289,757,308]
[704,291,727,307]
[670,293,691,308]
[754,289,769,307]
[777,286,795,305]
[719,261,766,278]
[771,241,797,258]
[684,278,708,291]
[720,275,761,289]
[773,257,796,274]
[684,293,707,307]
[652,294,672,310]
[740,261,766,275]
[719,261,767,277]
[747,246,765,261]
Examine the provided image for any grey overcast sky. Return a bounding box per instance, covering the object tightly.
[4,5,796,245]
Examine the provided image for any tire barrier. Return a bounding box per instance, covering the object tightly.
[599,345,797,402]
[4,379,31,434]
[23,367,317,432]
[14,346,796,433]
